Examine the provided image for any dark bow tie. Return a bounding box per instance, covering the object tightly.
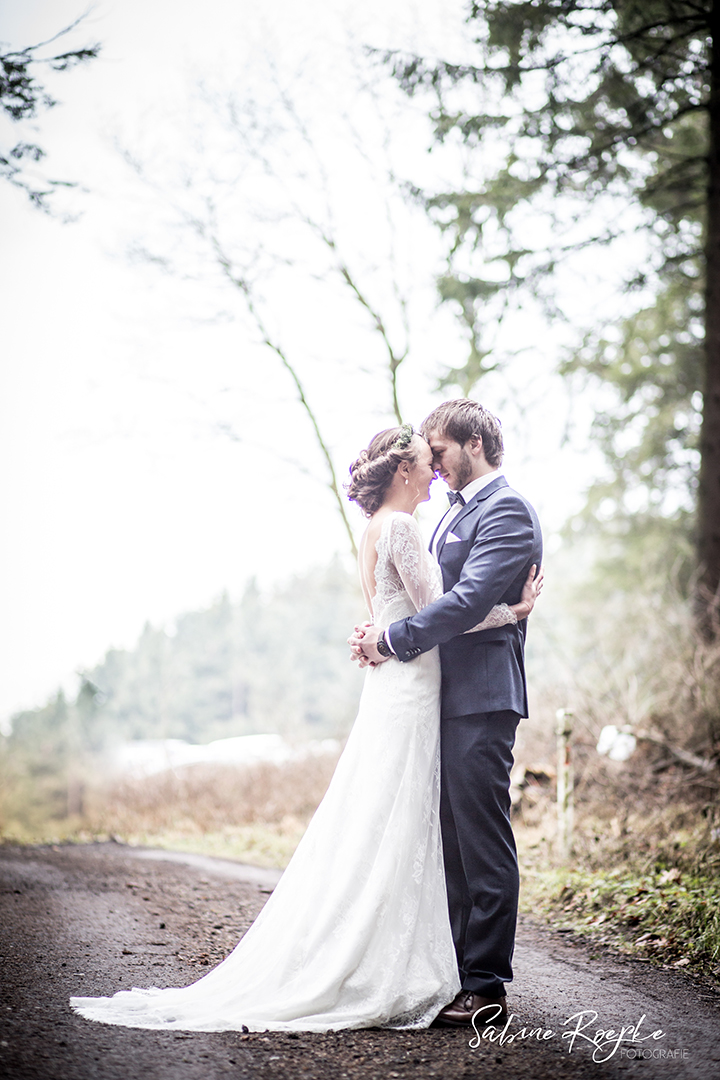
[447,490,465,507]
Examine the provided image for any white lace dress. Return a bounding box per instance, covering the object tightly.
[70,512,516,1032]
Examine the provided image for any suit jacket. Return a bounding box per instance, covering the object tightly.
[388,476,542,719]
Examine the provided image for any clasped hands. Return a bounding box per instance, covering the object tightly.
[348,623,385,668]
[348,564,545,669]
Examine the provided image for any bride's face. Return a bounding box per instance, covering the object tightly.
[407,437,435,506]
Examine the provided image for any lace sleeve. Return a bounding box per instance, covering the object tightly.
[386,515,517,627]
[387,513,443,612]
[464,603,517,634]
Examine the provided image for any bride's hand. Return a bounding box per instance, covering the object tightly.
[516,565,544,619]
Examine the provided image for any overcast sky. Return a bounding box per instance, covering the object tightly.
[1,0,638,725]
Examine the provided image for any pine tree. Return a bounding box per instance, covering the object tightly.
[387,1,718,626]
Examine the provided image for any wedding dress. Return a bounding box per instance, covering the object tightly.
[71,512,516,1032]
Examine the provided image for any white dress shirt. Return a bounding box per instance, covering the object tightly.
[431,471,504,558]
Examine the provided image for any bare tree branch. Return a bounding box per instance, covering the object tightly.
[207,230,358,558]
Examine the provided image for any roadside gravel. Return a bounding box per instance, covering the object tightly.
[1,843,719,1080]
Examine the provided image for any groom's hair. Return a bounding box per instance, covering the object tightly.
[421,399,504,466]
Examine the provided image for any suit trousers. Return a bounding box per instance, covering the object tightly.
[439,709,520,997]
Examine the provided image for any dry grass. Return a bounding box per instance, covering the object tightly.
[1,752,342,867]
[89,754,341,834]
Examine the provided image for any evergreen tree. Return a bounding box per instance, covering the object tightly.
[3,562,365,831]
[1,16,100,209]
[386,1,717,624]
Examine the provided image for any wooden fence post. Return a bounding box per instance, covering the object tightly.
[556,708,574,860]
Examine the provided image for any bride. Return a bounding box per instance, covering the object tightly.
[71,424,540,1032]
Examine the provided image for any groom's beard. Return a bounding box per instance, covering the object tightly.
[454,448,474,490]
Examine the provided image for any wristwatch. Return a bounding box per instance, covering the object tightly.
[376,631,392,658]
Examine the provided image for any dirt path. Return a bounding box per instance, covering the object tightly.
[1,843,718,1080]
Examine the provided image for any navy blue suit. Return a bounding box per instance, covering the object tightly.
[389,475,542,997]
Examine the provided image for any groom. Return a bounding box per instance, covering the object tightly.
[354,398,542,1026]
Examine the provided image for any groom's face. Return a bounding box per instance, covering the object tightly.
[427,432,475,492]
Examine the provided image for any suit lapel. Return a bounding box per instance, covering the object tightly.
[429,513,449,554]
[436,475,508,560]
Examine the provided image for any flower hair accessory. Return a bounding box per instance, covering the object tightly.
[392,423,414,451]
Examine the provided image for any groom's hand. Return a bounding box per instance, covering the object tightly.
[348,622,374,668]
[353,625,389,665]
[348,623,389,667]
[349,622,370,662]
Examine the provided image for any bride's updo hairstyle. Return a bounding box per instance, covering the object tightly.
[347,424,419,517]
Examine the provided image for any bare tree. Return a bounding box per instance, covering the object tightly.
[118,57,430,555]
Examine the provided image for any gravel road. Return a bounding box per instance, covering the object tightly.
[1,842,719,1080]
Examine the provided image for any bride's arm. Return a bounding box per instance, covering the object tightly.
[390,515,543,621]
[348,515,434,664]
[387,513,443,612]
[350,519,543,662]
[463,564,543,633]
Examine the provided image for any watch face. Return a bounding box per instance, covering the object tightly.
[377,634,391,657]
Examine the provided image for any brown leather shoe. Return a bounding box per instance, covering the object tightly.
[433,990,508,1027]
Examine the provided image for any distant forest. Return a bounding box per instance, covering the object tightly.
[7,559,366,757]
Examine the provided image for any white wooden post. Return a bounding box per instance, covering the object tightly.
[556,708,574,860]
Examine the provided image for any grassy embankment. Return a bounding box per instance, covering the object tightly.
[515,786,720,986]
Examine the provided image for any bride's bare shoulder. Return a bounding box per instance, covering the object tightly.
[361,510,413,551]
[361,510,390,545]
